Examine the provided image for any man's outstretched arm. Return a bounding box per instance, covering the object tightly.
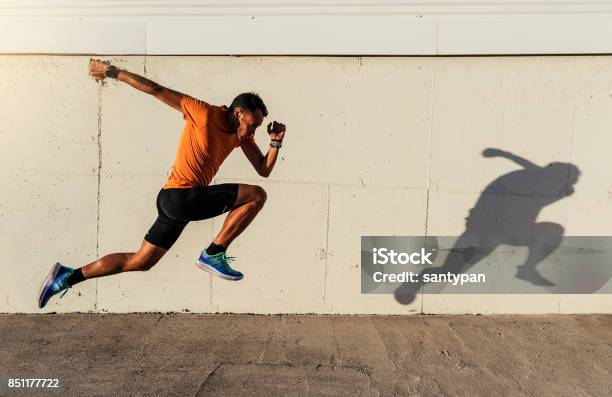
[89,59,185,111]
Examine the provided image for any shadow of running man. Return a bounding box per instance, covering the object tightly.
[395,148,581,304]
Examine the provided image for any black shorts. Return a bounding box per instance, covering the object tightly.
[144,184,239,250]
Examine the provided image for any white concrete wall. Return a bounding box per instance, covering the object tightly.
[1,55,611,314]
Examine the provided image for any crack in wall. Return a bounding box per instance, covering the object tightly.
[422,69,437,315]
[322,183,331,306]
[95,84,103,311]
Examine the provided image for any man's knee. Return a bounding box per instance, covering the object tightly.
[253,185,267,207]
[235,184,267,209]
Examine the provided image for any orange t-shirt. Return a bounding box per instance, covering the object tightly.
[164,95,256,189]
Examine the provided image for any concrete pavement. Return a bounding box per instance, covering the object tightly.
[1,314,610,396]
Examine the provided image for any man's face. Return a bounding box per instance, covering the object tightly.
[235,107,264,142]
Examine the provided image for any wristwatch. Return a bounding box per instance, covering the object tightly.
[105,65,120,79]
[270,140,282,149]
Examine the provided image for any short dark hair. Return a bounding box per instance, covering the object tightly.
[229,92,268,117]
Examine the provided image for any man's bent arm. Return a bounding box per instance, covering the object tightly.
[242,143,280,178]
[260,146,280,177]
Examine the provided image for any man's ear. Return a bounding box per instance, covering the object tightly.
[235,107,245,120]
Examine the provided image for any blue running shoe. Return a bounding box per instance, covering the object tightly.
[38,263,74,309]
[196,250,243,281]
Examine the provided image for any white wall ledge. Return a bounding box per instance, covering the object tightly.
[1,1,612,55]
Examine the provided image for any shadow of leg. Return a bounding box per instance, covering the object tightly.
[516,222,563,286]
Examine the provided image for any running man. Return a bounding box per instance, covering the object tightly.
[38,59,286,308]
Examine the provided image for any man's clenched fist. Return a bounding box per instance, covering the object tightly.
[88,58,112,81]
[267,121,286,141]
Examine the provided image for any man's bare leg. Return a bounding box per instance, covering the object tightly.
[78,185,265,280]
[212,184,267,248]
[39,240,167,308]
[81,240,167,279]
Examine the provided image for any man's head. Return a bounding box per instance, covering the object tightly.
[228,92,268,142]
